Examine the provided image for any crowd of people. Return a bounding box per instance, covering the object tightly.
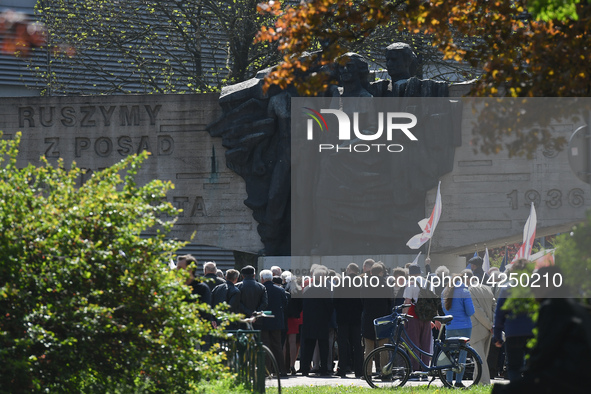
[176,254,591,391]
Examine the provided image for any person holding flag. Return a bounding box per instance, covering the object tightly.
[402,260,434,373]
[407,181,442,255]
[468,255,490,285]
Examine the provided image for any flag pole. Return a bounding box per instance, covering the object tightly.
[500,242,508,272]
[427,238,432,259]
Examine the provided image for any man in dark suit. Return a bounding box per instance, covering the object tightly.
[177,254,213,349]
[361,263,393,364]
[334,262,364,377]
[236,265,268,329]
[203,261,225,294]
[468,256,490,285]
[300,266,334,376]
[211,269,241,329]
[260,269,288,376]
[493,266,591,393]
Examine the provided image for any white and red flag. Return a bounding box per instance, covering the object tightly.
[511,202,537,263]
[407,182,442,249]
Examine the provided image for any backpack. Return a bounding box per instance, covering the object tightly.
[414,279,441,322]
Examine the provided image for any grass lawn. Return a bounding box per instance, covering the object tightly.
[199,379,495,393]
[282,385,493,393]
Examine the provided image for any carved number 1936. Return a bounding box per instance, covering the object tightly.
[507,188,585,210]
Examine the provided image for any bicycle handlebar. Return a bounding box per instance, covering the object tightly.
[252,311,275,318]
[239,311,275,324]
[393,303,413,313]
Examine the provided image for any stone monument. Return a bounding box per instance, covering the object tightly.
[209,44,462,257]
[1,45,587,264]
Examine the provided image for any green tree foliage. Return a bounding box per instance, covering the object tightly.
[32,0,281,94]
[555,209,591,299]
[529,0,581,21]
[0,133,230,392]
[501,210,591,351]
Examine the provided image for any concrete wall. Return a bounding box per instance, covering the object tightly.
[429,98,591,255]
[2,93,588,259]
[0,94,263,253]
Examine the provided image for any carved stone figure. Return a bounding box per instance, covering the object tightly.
[299,48,462,255]
[311,53,388,255]
[371,42,449,98]
[208,44,462,256]
[375,42,461,217]
[207,77,290,255]
[338,53,373,99]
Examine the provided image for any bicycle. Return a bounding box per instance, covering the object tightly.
[224,311,281,394]
[363,304,482,389]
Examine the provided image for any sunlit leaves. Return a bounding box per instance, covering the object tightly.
[256,0,591,157]
[256,0,405,93]
[0,133,231,391]
[529,0,581,21]
[555,209,591,298]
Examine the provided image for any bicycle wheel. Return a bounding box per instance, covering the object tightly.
[437,344,482,389]
[261,344,282,394]
[363,345,411,388]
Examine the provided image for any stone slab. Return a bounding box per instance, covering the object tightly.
[0,94,263,253]
[430,98,591,255]
[2,94,589,257]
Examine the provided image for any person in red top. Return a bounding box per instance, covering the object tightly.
[403,264,433,372]
[284,277,303,375]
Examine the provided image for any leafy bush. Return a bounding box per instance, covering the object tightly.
[0,133,230,392]
[555,208,591,299]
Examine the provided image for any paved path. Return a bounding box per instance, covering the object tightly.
[279,374,509,388]
[280,373,433,388]
[276,361,509,388]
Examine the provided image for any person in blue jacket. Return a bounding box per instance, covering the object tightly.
[442,271,476,388]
